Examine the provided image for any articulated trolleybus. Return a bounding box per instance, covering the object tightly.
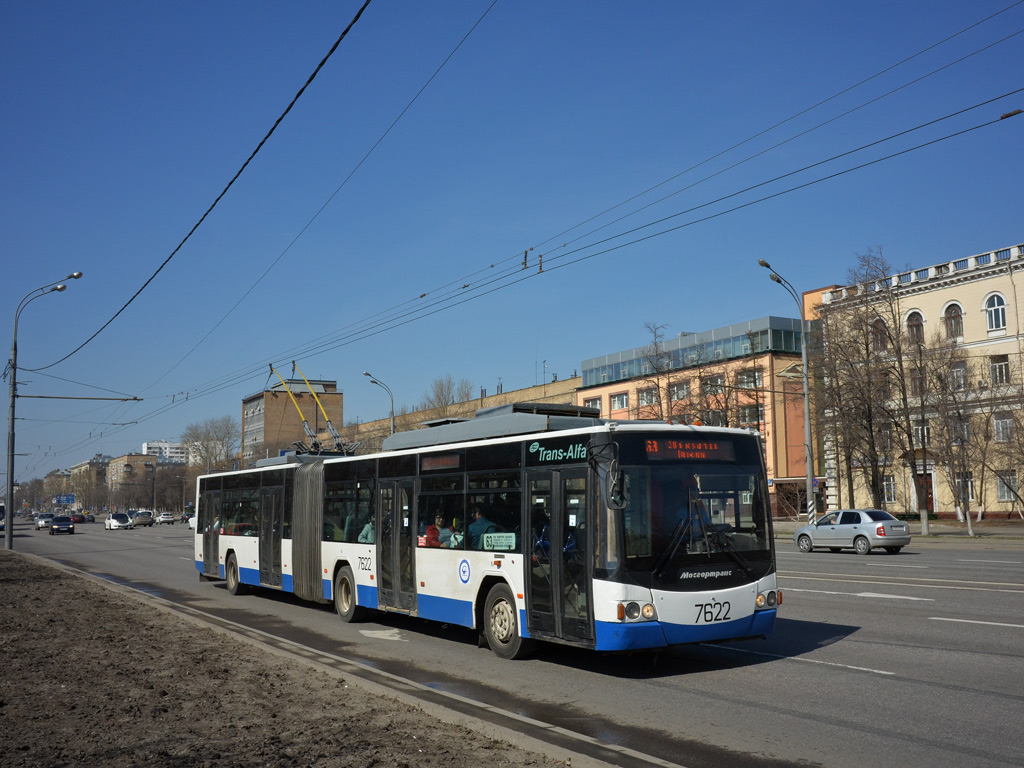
[194,403,779,659]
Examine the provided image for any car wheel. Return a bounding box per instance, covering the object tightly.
[884,546,902,554]
[484,582,535,660]
[226,553,246,596]
[854,536,871,555]
[797,535,813,553]
[334,566,367,623]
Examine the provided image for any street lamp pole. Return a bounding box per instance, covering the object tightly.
[363,371,395,436]
[758,259,816,522]
[6,271,83,549]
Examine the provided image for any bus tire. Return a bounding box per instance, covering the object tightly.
[226,553,246,595]
[484,583,534,660]
[334,566,367,623]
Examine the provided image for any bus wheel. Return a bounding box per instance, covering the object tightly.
[334,566,367,623]
[226,553,246,595]
[484,583,534,660]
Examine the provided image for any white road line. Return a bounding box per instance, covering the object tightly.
[785,587,933,601]
[929,617,1024,629]
[956,559,1021,565]
[713,645,895,676]
[870,563,928,568]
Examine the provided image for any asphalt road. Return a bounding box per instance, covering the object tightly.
[10,517,1024,768]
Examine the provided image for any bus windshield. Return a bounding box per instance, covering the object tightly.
[618,463,772,584]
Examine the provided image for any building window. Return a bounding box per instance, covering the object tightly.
[990,355,1011,385]
[910,368,926,397]
[610,393,629,411]
[913,421,930,447]
[883,474,896,504]
[735,369,763,389]
[668,381,690,401]
[906,311,924,343]
[738,404,764,426]
[701,375,725,395]
[954,472,975,502]
[949,361,967,391]
[637,388,658,406]
[944,304,963,339]
[872,319,888,352]
[994,412,1013,443]
[704,410,727,427]
[952,417,971,445]
[997,470,1018,502]
[583,397,602,413]
[986,295,1006,331]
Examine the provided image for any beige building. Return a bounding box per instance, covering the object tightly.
[107,453,158,511]
[819,241,1024,519]
[69,454,113,511]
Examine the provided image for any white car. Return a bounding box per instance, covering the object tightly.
[155,512,176,525]
[36,513,54,530]
[105,513,134,530]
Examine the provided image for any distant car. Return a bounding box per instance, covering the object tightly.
[155,512,176,525]
[83,513,95,523]
[49,515,75,535]
[105,513,134,530]
[36,513,55,530]
[69,513,86,524]
[180,511,193,524]
[794,509,911,555]
[132,510,155,527]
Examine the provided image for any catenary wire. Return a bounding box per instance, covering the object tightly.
[26,0,374,374]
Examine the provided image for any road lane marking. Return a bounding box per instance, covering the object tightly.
[710,645,895,676]
[956,559,1021,565]
[785,588,933,601]
[869,563,928,568]
[929,617,1024,629]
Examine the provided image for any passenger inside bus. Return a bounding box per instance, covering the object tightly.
[357,519,374,543]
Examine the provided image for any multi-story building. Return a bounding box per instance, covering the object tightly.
[69,454,113,511]
[818,242,1024,519]
[106,453,158,511]
[575,316,816,518]
[142,440,187,464]
[242,379,344,463]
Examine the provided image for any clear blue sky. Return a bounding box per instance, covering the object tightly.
[3,0,1022,483]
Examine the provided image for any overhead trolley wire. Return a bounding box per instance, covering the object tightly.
[27,0,374,374]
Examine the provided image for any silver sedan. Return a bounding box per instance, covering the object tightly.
[794,509,911,555]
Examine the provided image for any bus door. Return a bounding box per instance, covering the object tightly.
[258,486,283,587]
[200,489,221,578]
[376,479,416,612]
[526,469,592,643]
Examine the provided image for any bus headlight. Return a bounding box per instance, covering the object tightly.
[755,591,779,609]
[618,602,656,621]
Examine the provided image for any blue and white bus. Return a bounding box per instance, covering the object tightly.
[194,403,779,658]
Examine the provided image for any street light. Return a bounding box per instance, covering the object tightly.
[6,271,83,549]
[362,371,395,436]
[758,259,816,523]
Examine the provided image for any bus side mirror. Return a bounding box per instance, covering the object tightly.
[605,459,627,510]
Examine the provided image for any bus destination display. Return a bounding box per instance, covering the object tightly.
[645,438,735,461]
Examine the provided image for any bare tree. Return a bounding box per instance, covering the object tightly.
[418,375,475,422]
[182,415,240,472]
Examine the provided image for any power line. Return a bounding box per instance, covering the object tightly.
[27,0,375,374]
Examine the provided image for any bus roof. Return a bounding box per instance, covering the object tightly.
[382,402,603,452]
